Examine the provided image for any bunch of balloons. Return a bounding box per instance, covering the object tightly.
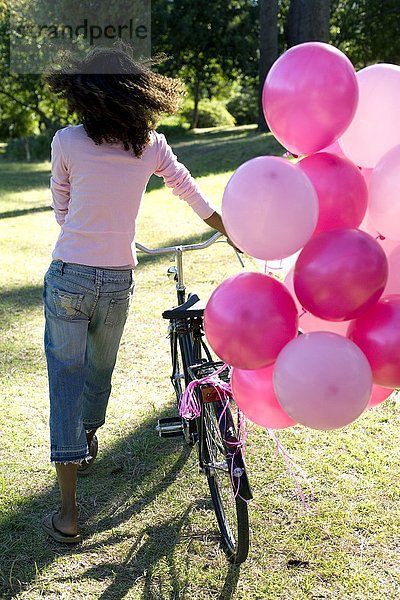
[204,42,400,431]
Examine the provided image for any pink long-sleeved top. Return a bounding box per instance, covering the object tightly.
[50,125,216,267]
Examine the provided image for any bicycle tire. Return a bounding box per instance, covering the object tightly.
[201,400,250,564]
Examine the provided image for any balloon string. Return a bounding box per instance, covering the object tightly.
[179,365,253,504]
[267,428,315,511]
[207,371,252,503]
[178,362,230,420]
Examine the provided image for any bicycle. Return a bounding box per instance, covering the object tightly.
[136,233,252,564]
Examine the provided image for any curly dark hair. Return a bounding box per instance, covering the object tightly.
[44,44,186,157]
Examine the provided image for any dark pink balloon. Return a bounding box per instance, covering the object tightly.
[263,42,358,155]
[294,229,388,321]
[347,295,400,388]
[204,272,298,370]
[231,365,296,429]
[284,268,350,334]
[367,385,394,409]
[298,153,368,236]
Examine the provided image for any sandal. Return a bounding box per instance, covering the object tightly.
[77,434,98,476]
[41,510,81,544]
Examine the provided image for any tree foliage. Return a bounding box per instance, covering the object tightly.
[152,0,258,127]
[1,0,400,152]
[331,0,400,68]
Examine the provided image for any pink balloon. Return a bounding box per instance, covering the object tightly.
[231,365,296,429]
[359,214,399,255]
[273,332,372,430]
[385,244,400,295]
[319,141,346,158]
[299,313,350,336]
[359,218,400,299]
[298,153,367,236]
[294,229,388,321]
[263,42,358,156]
[339,64,400,167]
[222,156,318,260]
[347,295,400,388]
[284,269,350,335]
[361,167,373,188]
[367,385,394,409]
[204,272,298,370]
[369,144,400,241]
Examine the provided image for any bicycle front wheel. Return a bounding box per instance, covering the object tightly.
[201,401,250,564]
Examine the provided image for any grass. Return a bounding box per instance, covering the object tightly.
[0,125,400,599]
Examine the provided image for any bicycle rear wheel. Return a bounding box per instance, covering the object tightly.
[201,400,250,564]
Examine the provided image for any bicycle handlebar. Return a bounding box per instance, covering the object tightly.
[135,231,224,255]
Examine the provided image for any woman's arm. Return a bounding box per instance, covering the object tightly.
[203,210,228,237]
[154,133,217,219]
[50,131,70,225]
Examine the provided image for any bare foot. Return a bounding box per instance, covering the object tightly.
[53,510,78,536]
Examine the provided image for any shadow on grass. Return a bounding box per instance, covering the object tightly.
[144,128,284,194]
[82,502,241,600]
[0,284,44,330]
[0,165,50,194]
[0,206,51,220]
[0,410,241,599]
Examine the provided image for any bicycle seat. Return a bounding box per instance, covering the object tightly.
[162,294,206,319]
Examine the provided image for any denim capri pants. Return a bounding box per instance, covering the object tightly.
[43,260,134,463]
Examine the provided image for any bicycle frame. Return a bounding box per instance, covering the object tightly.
[136,233,222,384]
[136,235,252,562]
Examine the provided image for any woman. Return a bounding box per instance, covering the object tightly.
[41,44,229,543]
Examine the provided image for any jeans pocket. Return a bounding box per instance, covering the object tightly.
[104,295,132,327]
[52,289,84,320]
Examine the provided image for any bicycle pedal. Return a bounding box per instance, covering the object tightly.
[156,417,185,438]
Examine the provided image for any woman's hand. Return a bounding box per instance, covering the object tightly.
[203,211,243,253]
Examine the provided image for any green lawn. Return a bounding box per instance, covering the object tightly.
[0,125,399,600]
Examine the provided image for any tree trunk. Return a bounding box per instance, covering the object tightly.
[288,0,331,46]
[190,75,201,129]
[24,138,31,162]
[258,0,279,131]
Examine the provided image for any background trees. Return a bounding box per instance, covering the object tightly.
[1,0,399,158]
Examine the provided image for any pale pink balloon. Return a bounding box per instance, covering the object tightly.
[273,332,372,430]
[204,272,298,370]
[361,168,373,188]
[367,385,394,409]
[284,269,350,335]
[254,251,301,279]
[385,244,400,295]
[359,214,399,255]
[347,295,400,388]
[299,312,349,336]
[339,64,400,167]
[298,152,367,236]
[263,42,358,155]
[294,229,388,321]
[369,144,400,241]
[319,140,345,158]
[222,156,318,260]
[231,365,296,429]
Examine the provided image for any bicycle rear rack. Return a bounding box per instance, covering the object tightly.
[190,361,231,383]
